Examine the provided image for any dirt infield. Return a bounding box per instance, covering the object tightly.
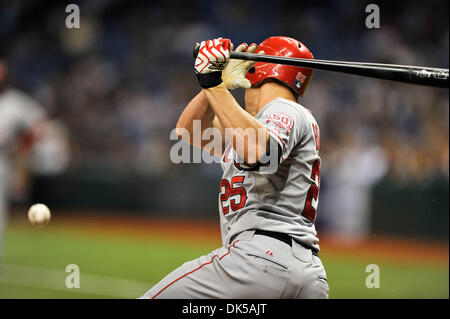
[12,211,449,265]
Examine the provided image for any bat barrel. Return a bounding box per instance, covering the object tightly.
[193,43,449,89]
[230,51,449,89]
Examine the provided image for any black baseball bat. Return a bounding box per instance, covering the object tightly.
[193,43,449,89]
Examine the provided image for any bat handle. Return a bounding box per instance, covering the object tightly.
[193,43,200,58]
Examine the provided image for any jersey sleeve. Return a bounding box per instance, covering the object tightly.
[16,94,46,149]
[0,89,46,150]
[256,102,306,173]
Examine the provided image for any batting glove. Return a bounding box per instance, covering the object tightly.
[194,38,231,89]
[222,43,264,90]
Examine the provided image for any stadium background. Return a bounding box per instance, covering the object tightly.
[0,0,448,298]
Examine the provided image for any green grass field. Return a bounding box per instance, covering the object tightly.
[0,218,448,299]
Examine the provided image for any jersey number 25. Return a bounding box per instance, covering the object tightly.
[219,176,247,214]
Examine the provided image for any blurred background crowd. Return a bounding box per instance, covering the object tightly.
[0,0,448,242]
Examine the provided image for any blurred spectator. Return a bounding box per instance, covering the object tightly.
[29,119,71,175]
[318,130,388,242]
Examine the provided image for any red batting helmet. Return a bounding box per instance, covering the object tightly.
[245,36,314,98]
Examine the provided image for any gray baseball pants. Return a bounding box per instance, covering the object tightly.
[140,230,329,299]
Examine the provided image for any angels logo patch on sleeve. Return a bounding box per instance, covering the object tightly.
[265,112,295,137]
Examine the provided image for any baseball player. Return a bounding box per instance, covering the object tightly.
[141,36,328,299]
[0,52,46,261]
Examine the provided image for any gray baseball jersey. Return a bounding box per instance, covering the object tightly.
[141,97,328,299]
[219,97,321,251]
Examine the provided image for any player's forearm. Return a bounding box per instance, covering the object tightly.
[176,91,215,146]
[203,83,269,164]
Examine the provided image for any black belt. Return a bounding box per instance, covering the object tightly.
[254,229,319,257]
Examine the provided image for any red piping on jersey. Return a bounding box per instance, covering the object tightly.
[266,129,285,162]
[151,240,239,299]
[223,144,232,163]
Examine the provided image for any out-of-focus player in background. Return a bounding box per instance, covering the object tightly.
[142,37,327,299]
[0,46,70,262]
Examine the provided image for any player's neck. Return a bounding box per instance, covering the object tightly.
[245,82,297,116]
